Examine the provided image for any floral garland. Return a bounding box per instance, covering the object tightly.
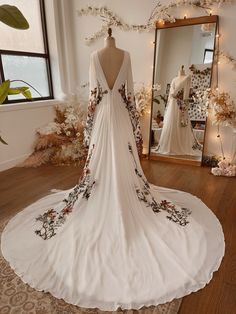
[77,0,234,44]
[189,64,212,75]
[218,51,236,69]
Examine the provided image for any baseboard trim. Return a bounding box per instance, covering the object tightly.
[0,154,29,172]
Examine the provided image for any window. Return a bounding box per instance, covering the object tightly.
[0,0,53,103]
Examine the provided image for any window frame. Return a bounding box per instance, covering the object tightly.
[0,0,54,104]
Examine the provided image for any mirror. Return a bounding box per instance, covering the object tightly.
[149,16,218,165]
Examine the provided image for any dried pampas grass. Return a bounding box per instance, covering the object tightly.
[18,148,55,168]
[35,134,66,151]
[18,103,87,168]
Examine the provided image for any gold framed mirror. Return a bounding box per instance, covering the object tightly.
[149,16,218,166]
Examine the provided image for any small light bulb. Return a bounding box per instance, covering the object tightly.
[215,33,220,38]
[209,10,212,16]
[184,14,187,19]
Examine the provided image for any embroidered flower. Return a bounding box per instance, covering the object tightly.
[128,143,191,226]
[84,82,108,148]
[35,145,96,240]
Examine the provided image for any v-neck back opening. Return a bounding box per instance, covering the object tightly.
[95,50,126,92]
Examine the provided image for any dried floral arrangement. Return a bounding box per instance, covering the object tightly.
[202,154,221,167]
[205,89,236,127]
[77,0,234,44]
[19,104,87,168]
[135,85,152,117]
[135,83,165,117]
[211,159,236,176]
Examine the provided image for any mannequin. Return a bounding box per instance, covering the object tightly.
[178,65,186,77]
[97,28,125,90]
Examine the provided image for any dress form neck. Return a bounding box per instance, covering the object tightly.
[178,65,186,77]
[104,36,116,49]
[178,70,186,77]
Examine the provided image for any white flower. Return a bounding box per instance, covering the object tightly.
[153,83,161,91]
[211,167,222,176]
[37,122,60,135]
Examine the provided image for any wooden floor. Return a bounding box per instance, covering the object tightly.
[0,160,235,314]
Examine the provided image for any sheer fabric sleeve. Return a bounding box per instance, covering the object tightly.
[126,53,143,156]
[83,53,108,148]
[83,54,96,148]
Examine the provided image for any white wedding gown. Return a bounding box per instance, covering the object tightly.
[157,75,202,156]
[1,51,225,311]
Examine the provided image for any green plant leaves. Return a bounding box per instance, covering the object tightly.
[0,81,32,104]
[0,80,10,103]
[0,5,29,29]
[8,86,32,99]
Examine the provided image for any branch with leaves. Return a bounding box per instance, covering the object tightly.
[78,0,235,44]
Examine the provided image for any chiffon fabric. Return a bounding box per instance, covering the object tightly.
[1,50,225,311]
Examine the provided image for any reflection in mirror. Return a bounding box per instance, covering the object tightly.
[150,18,217,165]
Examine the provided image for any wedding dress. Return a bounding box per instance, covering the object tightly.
[157,75,202,156]
[1,50,225,311]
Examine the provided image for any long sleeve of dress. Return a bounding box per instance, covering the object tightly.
[83,53,108,148]
[83,54,96,148]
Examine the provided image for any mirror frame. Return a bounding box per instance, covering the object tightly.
[149,15,219,166]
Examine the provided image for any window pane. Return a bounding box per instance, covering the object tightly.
[0,0,45,53]
[2,54,50,100]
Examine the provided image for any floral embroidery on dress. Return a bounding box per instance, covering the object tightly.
[175,88,189,127]
[84,82,108,148]
[175,89,202,151]
[128,143,191,226]
[119,84,143,156]
[35,145,96,240]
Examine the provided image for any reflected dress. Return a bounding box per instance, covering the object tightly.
[1,50,225,311]
[157,75,202,156]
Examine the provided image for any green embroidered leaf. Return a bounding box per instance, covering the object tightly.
[0,5,29,29]
[0,135,8,145]
[0,80,10,104]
